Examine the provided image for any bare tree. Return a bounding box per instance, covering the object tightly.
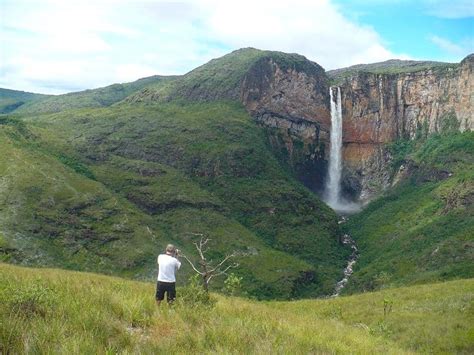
[181,234,239,292]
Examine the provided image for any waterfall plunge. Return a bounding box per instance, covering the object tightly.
[326,87,343,207]
[324,87,360,214]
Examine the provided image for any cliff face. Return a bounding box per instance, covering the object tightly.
[338,55,473,200]
[240,55,331,192]
[124,49,473,203]
[241,56,330,129]
[240,54,473,202]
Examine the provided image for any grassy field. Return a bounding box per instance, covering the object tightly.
[1,263,472,354]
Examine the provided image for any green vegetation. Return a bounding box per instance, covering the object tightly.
[0,97,346,299]
[0,88,47,113]
[125,47,323,104]
[162,48,266,101]
[345,131,474,293]
[124,48,267,103]
[2,46,471,304]
[328,59,459,84]
[13,75,172,114]
[1,48,349,299]
[1,263,472,354]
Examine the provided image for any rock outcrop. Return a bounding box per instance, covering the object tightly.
[241,53,473,202]
[240,54,331,192]
[337,54,473,200]
[124,49,473,203]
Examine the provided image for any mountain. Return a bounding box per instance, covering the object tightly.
[1,48,472,300]
[0,48,349,299]
[1,263,472,353]
[336,54,473,201]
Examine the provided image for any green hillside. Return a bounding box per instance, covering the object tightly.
[11,75,173,114]
[11,48,308,114]
[0,88,47,114]
[3,47,471,303]
[125,47,324,103]
[344,131,474,293]
[1,263,472,354]
[0,48,349,299]
[328,58,458,84]
[1,98,346,299]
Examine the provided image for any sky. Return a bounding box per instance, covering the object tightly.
[0,0,473,94]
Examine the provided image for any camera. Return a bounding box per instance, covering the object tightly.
[174,249,180,256]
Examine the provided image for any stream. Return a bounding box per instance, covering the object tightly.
[332,217,359,297]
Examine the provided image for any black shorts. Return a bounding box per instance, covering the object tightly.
[155,281,176,302]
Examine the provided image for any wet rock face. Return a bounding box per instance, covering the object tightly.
[340,55,473,201]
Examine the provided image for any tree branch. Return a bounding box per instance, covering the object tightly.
[181,254,204,275]
[207,253,236,274]
[207,263,238,283]
[193,237,210,261]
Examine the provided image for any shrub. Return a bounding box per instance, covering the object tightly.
[177,275,216,309]
[222,273,243,296]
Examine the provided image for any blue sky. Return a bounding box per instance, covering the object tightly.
[334,0,473,62]
[1,0,472,94]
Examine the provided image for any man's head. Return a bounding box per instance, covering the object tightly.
[165,244,176,255]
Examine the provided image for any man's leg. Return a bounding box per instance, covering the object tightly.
[156,282,165,307]
[167,283,176,305]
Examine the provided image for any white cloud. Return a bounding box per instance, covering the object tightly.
[114,64,158,82]
[423,0,474,19]
[429,35,473,60]
[0,0,411,94]
[430,35,465,55]
[202,0,406,68]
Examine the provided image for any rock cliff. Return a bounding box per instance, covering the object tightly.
[240,53,473,202]
[336,54,473,200]
[123,49,333,191]
[240,54,331,192]
[124,49,473,204]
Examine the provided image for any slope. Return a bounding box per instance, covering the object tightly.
[1,263,472,354]
[11,75,173,114]
[0,88,48,114]
[125,47,325,104]
[344,131,474,293]
[1,98,346,298]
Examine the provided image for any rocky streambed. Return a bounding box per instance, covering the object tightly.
[332,217,359,297]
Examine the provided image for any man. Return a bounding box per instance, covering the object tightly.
[156,244,181,306]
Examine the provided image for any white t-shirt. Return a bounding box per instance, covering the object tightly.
[157,254,181,282]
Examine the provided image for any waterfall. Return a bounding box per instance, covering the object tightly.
[325,87,343,209]
[324,87,361,214]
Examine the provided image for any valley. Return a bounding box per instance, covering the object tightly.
[0,48,472,303]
